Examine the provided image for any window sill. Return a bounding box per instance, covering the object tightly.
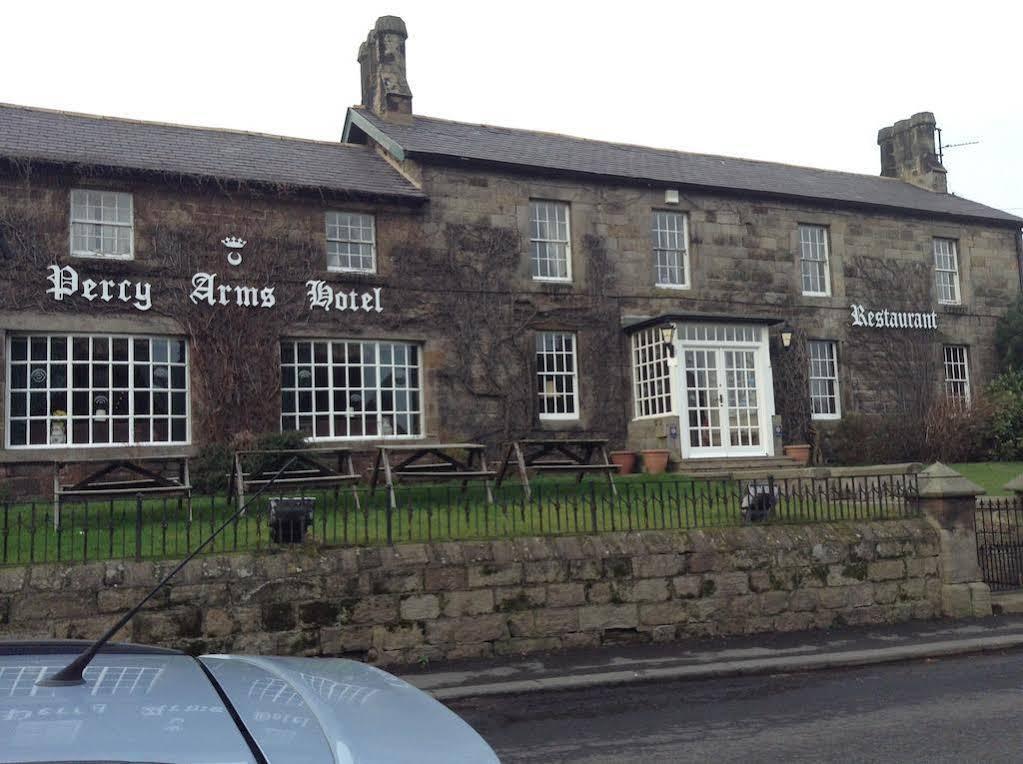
[70,252,135,261]
[0,443,197,463]
[800,291,832,298]
[654,283,690,291]
[811,414,841,421]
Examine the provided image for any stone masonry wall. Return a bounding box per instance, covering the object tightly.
[0,521,941,665]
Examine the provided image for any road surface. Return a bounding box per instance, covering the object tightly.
[448,650,1023,762]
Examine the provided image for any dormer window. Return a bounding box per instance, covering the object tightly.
[326,212,376,273]
[70,190,134,260]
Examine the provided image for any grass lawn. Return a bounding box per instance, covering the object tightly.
[0,470,919,567]
[951,462,1023,497]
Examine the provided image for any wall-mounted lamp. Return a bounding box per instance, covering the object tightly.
[780,323,794,349]
[660,323,677,357]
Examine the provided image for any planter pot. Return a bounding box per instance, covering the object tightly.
[641,449,670,475]
[609,450,638,475]
[783,444,811,465]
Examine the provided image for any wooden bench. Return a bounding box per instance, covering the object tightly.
[496,438,617,500]
[229,448,362,509]
[369,443,495,509]
[52,456,191,528]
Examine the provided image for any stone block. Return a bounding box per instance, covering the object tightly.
[320,624,373,653]
[868,560,905,581]
[846,584,875,608]
[399,594,440,621]
[506,611,536,637]
[586,581,613,604]
[0,567,26,593]
[940,583,974,618]
[568,559,603,580]
[546,582,586,608]
[905,557,939,578]
[423,566,467,592]
[261,602,296,632]
[774,612,814,632]
[618,579,669,603]
[706,572,749,597]
[442,589,494,617]
[936,529,983,584]
[968,582,993,617]
[688,551,720,573]
[638,601,688,626]
[818,587,847,609]
[632,554,684,579]
[444,642,494,661]
[535,608,579,635]
[789,589,819,612]
[759,590,789,616]
[899,578,926,600]
[348,595,399,625]
[811,542,846,565]
[467,563,523,588]
[494,586,546,612]
[523,560,567,584]
[561,631,601,650]
[841,605,888,627]
[372,623,425,651]
[379,543,429,567]
[578,603,639,630]
[872,582,900,605]
[204,608,234,638]
[426,614,507,645]
[827,563,868,586]
[672,575,703,598]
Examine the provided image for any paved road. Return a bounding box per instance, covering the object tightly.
[448,651,1023,762]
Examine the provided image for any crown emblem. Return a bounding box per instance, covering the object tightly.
[221,236,247,249]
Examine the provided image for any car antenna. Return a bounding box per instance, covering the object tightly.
[37,455,299,687]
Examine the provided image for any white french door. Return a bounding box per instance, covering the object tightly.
[681,345,769,458]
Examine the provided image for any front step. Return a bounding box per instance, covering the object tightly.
[676,456,801,478]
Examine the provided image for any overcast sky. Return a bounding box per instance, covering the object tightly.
[3,0,1020,214]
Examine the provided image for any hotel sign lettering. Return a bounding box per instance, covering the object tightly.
[44,236,385,315]
[850,304,937,330]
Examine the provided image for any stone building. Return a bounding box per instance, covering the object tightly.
[0,15,1019,492]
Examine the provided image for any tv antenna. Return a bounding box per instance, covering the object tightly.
[936,127,980,165]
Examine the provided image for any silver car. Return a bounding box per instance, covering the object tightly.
[0,640,500,763]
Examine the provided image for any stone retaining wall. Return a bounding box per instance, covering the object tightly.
[0,520,941,665]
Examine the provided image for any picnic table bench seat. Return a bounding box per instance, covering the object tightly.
[229,448,362,508]
[496,438,617,499]
[369,443,495,508]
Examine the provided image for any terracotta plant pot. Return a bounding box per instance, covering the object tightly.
[609,450,638,475]
[641,449,670,475]
[783,444,811,465]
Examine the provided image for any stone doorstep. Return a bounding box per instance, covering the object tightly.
[992,590,1023,615]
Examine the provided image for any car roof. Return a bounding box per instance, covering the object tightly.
[0,644,499,763]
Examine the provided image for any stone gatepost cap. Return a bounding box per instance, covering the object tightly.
[916,462,986,498]
[1004,473,1023,494]
[374,16,408,36]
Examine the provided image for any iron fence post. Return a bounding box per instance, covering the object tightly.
[135,493,143,562]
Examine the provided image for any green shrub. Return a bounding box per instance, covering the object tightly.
[995,295,1023,372]
[987,369,1023,460]
[191,442,233,494]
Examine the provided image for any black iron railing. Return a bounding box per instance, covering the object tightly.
[976,496,1023,592]
[0,472,920,567]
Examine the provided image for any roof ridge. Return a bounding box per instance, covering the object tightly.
[401,111,917,188]
[0,102,364,151]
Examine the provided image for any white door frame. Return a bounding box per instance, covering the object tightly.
[674,323,775,460]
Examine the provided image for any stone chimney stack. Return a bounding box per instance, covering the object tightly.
[358,16,413,123]
[877,112,947,193]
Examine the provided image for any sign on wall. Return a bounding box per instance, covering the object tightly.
[45,235,385,314]
[850,304,937,330]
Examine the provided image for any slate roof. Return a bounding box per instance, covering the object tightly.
[0,103,424,200]
[350,108,1020,225]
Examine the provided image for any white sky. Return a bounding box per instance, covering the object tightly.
[3,0,1020,214]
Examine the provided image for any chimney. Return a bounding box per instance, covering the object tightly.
[877,112,947,193]
[358,16,413,123]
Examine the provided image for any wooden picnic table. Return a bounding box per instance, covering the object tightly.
[368,443,495,509]
[52,454,191,528]
[495,438,617,500]
[229,448,362,509]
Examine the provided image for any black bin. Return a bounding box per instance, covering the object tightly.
[269,498,314,543]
